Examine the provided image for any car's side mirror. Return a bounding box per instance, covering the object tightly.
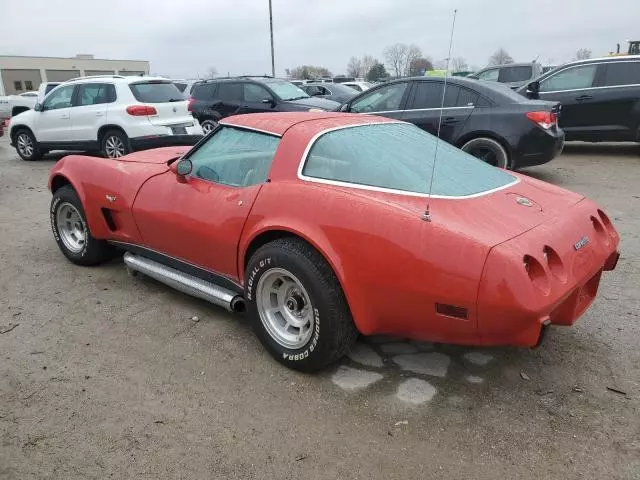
[262,98,276,107]
[527,81,540,93]
[339,104,350,112]
[34,103,43,112]
[170,159,192,181]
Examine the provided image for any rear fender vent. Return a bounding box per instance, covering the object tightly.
[101,208,117,231]
[435,303,469,320]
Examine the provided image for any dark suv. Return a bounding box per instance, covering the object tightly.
[517,56,640,143]
[188,77,340,133]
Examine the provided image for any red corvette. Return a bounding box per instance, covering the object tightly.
[48,112,620,372]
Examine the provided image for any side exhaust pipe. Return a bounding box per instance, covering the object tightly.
[123,252,244,312]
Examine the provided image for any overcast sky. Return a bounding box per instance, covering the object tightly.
[2,0,639,78]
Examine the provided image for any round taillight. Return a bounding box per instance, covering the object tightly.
[597,209,614,234]
[543,246,567,283]
[523,254,550,295]
[591,216,610,245]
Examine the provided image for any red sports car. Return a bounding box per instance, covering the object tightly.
[48,112,620,372]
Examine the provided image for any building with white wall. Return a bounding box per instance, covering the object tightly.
[0,54,150,95]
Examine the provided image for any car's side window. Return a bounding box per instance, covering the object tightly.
[192,83,216,99]
[350,82,408,113]
[603,61,640,87]
[43,85,75,110]
[77,83,116,106]
[539,64,597,92]
[476,68,499,82]
[244,83,273,103]
[187,126,280,187]
[408,83,477,109]
[217,83,243,102]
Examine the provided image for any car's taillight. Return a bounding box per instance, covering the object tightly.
[526,111,557,129]
[126,105,158,116]
[187,97,195,112]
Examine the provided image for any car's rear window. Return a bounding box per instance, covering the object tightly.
[301,123,516,197]
[129,81,184,103]
[498,66,533,83]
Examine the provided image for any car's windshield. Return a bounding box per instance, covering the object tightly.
[264,80,310,100]
[302,123,516,197]
[499,65,533,82]
[129,81,184,103]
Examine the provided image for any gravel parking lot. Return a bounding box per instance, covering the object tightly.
[1,136,639,479]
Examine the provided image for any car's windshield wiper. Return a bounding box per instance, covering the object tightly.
[168,98,183,102]
[286,96,309,101]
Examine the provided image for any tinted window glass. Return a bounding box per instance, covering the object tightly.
[302,123,515,197]
[244,83,272,102]
[174,82,188,93]
[410,83,478,109]
[498,66,533,83]
[350,82,408,113]
[263,80,309,101]
[77,83,116,106]
[476,69,499,82]
[603,61,640,86]
[456,86,479,106]
[44,83,60,96]
[188,127,280,187]
[192,83,216,99]
[217,83,243,102]
[129,81,183,103]
[43,85,74,110]
[540,64,597,92]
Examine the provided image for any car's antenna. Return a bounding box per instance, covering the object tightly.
[422,8,457,223]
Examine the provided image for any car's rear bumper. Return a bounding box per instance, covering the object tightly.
[130,134,203,151]
[477,199,619,347]
[511,128,565,169]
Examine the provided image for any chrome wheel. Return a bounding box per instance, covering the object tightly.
[256,268,314,349]
[201,119,217,134]
[17,133,34,158]
[56,202,86,253]
[104,135,125,158]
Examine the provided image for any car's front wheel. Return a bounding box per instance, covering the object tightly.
[461,137,510,169]
[14,129,42,161]
[101,129,131,159]
[245,238,358,372]
[200,118,218,135]
[50,185,115,265]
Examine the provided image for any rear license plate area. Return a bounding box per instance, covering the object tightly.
[171,126,187,135]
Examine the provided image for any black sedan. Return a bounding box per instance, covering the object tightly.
[302,83,359,104]
[339,77,564,169]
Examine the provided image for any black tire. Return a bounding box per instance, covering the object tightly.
[101,129,131,159]
[199,118,218,135]
[461,137,510,169]
[245,238,358,372]
[13,129,42,161]
[50,185,115,266]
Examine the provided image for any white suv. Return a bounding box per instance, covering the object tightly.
[8,75,203,161]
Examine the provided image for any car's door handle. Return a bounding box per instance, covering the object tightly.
[60,114,70,119]
[575,94,593,101]
[96,112,104,117]
[442,117,459,124]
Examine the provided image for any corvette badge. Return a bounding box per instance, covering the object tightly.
[574,236,589,251]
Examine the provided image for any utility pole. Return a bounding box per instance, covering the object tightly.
[269,0,275,77]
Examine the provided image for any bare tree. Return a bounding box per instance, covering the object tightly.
[575,48,592,60]
[408,57,434,76]
[384,43,409,77]
[404,44,423,76]
[450,57,468,72]
[488,48,514,66]
[290,65,332,80]
[284,68,291,78]
[346,57,362,78]
[360,55,377,78]
[206,67,218,79]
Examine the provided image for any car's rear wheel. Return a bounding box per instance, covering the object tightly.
[50,185,115,266]
[245,238,358,372]
[14,129,42,161]
[101,129,131,159]
[200,118,218,135]
[461,137,509,169]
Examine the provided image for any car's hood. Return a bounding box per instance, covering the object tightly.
[333,173,585,248]
[285,97,341,110]
[118,146,191,164]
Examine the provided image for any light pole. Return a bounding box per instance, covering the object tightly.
[269,0,275,77]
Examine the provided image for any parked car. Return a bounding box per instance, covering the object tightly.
[301,82,359,103]
[0,91,39,120]
[517,55,640,143]
[8,75,203,161]
[469,62,543,89]
[342,81,373,92]
[339,76,564,169]
[37,82,62,101]
[188,76,340,134]
[47,112,619,372]
[172,79,202,98]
